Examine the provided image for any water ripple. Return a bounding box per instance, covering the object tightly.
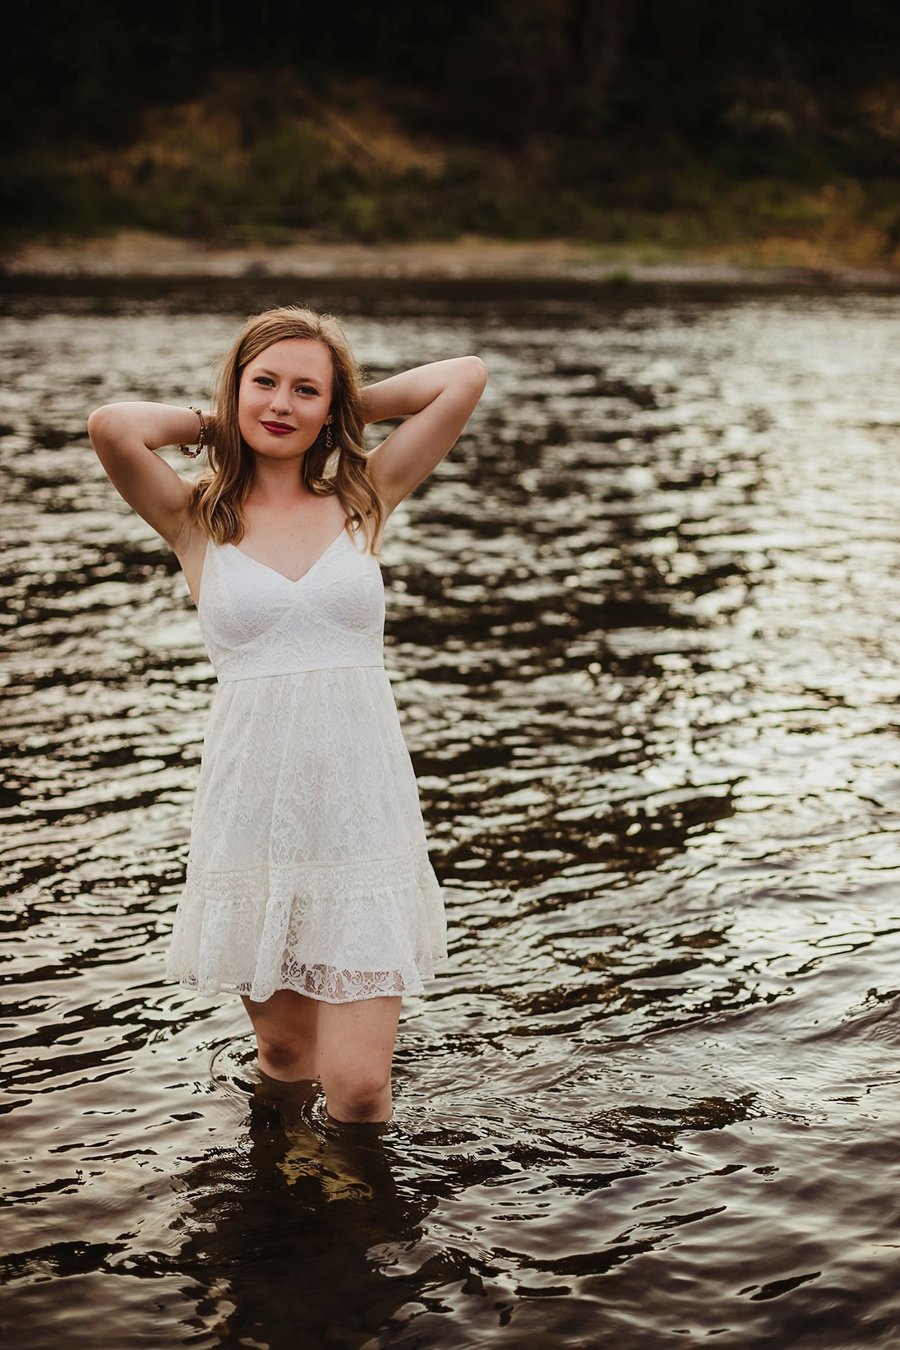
[2,280,900,1348]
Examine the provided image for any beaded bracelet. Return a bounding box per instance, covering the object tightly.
[178,406,207,459]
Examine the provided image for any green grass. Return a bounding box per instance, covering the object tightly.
[2,84,898,270]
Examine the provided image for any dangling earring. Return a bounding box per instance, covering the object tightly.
[325,422,334,450]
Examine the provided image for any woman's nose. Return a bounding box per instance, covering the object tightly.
[269,386,291,413]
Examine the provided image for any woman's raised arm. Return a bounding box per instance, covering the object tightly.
[361,356,487,514]
[87,402,206,549]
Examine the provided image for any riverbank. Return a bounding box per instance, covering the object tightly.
[4,230,900,289]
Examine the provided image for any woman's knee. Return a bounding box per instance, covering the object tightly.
[243,991,318,1076]
[322,1062,391,1114]
[255,1028,308,1072]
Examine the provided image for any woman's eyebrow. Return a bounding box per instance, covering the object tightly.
[252,366,323,384]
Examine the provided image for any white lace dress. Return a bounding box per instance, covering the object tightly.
[165,521,447,1003]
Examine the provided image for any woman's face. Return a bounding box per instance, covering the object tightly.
[238,338,334,457]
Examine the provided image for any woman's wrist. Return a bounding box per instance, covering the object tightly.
[359,386,379,427]
[178,406,210,458]
[360,376,420,425]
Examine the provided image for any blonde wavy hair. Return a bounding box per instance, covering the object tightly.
[188,305,384,551]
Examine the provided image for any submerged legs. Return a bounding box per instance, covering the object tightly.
[316,994,401,1123]
[241,989,401,1123]
[241,988,319,1081]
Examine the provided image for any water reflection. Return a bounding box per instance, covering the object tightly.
[2,278,900,1348]
[168,1051,425,1350]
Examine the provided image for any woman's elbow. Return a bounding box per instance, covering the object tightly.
[462,355,488,392]
[86,406,105,447]
[87,404,113,442]
[87,403,127,450]
[87,405,132,463]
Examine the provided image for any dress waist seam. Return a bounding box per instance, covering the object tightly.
[215,661,386,683]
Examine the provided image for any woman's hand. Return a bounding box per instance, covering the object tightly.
[362,357,487,514]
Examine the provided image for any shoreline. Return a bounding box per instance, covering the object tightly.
[3,230,900,289]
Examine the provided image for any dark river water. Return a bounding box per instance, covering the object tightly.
[2,273,900,1349]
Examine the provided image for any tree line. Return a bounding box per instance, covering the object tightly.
[5,0,897,161]
[2,1,897,249]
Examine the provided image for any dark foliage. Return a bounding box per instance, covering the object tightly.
[2,2,898,246]
[4,0,898,152]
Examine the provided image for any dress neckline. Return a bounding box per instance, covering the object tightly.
[224,524,350,585]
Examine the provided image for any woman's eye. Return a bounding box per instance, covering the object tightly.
[251,376,316,395]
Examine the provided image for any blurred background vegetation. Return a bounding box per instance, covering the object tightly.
[3,0,899,265]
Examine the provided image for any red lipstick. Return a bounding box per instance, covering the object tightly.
[261,421,295,435]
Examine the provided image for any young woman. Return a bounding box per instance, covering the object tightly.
[88,304,487,1125]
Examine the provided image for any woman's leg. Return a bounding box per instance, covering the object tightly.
[241,989,319,1081]
[316,996,401,1123]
